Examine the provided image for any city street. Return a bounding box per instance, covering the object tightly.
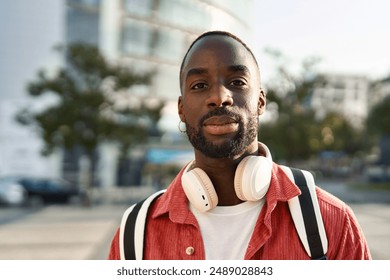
[0,183,389,260]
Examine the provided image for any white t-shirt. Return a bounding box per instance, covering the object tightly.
[189,199,265,260]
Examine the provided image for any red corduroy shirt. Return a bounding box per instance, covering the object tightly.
[108,163,371,260]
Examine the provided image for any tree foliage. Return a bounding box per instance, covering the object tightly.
[16,43,164,205]
[260,48,366,163]
[315,113,368,155]
[17,43,164,157]
[260,49,323,162]
[367,95,390,136]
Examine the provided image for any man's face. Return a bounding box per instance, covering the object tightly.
[178,35,265,158]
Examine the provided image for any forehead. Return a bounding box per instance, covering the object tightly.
[181,35,258,77]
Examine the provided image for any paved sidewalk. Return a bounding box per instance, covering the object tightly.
[0,186,157,260]
[0,203,126,260]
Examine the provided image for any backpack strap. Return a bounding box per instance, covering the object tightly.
[119,189,166,260]
[281,166,328,260]
[120,166,328,260]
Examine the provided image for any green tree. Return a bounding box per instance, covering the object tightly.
[261,107,319,162]
[16,43,164,206]
[367,95,390,136]
[260,48,367,163]
[260,49,325,162]
[315,113,367,155]
[366,95,390,164]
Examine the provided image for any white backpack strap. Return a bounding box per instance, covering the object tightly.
[281,166,328,259]
[119,189,166,260]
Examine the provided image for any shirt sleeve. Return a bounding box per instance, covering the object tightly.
[107,228,121,260]
[334,205,372,260]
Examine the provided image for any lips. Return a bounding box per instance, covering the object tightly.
[203,116,237,126]
[203,116,239,135]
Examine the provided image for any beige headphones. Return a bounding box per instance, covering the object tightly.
[181,143,273,212]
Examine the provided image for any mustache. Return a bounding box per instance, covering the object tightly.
[199,107,241,126]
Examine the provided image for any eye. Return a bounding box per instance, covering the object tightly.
[191,82,208,90]
[230,79,246,87]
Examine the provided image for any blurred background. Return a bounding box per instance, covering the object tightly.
[0,0,389,260]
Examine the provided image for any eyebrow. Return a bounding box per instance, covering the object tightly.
[184,64,250,82]
[228,64,250,73]
[185,67,208,81]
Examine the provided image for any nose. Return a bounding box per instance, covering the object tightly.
[206,85,233,108]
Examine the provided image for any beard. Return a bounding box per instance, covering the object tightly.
[185,107,259,158]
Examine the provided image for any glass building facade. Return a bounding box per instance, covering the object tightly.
[67,0,256,100]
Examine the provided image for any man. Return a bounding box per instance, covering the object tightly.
[108,31,371,260]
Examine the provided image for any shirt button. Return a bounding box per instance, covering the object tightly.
[186,246,195,255]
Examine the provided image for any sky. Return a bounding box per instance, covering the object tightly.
[252,0,390,84]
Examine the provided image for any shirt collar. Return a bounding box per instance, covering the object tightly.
[151,164,194,223]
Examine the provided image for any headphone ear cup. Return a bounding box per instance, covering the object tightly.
[234,156,272,201]
[234,156,251,201]
[181,167,218,212]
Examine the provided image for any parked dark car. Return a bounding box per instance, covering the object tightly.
[0,176,79,205]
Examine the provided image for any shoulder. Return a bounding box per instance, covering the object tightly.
[316,186,351,215]
[315,186,360,234]
[107,228,121,260]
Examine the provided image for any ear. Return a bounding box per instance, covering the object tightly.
[178,96,185,122]
[257,88,266,115]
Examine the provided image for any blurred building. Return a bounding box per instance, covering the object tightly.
[0,0,65,178]
[310,73,369,129]
[64,0,257,187]
[370,76,390,109]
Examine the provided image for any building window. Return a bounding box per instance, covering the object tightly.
[152,29,184,61]
[124,0,154,17]
[158,0,210,29]
[122,19,153,56]
[354,90,360,100]
[333,79,345,89]
[68,0,100,6]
